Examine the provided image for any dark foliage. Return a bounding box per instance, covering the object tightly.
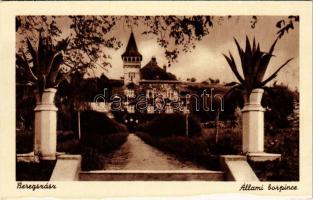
[205,128,242,155]
[16,85,36,131]
[263,84,297,129]
[80,133,128,171]
[137,113,202,137]
[80,147,105,171]
[16,160,56,181]
[182,84,228,122]
[16,130,34,154]
[16,16,122,78]
[203,127,299,181]
[80,111,128,136]
[16,111,129,172]
[78,111,128,170]
[136,132,220,170]
[17,16,298,71]
[81,133,128,154]
[249,128,299,181]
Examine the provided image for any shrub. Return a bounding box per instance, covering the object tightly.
[80,133,128,170]
[79,111,129,170]
[81,133,128,154]
[80,111,128,136]
[57,139,80,154]
[204,128,242,155]
[16,130,33,154]
[263,84,296,129]
[250,128,299,181]
[137,113,202,137]
[81,147,105,171]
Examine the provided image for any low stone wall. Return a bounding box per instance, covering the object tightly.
[50,155,81,181]
[16,152,37,163]
[220,155,259,181]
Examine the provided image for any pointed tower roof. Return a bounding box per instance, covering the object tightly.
[121,32,142,59]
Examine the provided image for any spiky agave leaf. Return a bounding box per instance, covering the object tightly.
[18,30,71,98]
[260,58,293,87]
[224,36,293,96]
[55,37,70,52]
[223,84,244,99]
[234,38,245,75]
[255,38,278,79]
[249,41,266,86]
[47,53,64,86]
[26,38,39,75]
[16,53,37,82]
[252,37,256,52]
[223,52,245,85]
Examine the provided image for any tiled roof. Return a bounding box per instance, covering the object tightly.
[140,57,177,81]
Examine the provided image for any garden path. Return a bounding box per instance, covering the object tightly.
[105,133,205,170]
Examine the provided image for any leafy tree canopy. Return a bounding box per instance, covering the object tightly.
[16,16,299,84]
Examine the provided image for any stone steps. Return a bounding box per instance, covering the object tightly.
[79,170,225,181]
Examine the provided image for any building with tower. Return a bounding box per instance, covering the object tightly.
[119,32,184,114]
[121,32,142,86]
[91,31,189,127]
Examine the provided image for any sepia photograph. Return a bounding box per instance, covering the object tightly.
[15,15,300,182]
[0,1,311,199]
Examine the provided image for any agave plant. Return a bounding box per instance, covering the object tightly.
[16,30,70,99]
[223,36,293,97]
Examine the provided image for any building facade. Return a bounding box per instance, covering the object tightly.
[120,32,186,115]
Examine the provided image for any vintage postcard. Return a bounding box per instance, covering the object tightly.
[0,1,312,199]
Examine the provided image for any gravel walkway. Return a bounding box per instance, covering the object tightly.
[105,134,205,170]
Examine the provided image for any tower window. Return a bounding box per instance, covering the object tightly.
[129,72,136,81]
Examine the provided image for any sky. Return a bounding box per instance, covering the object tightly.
[103,16,299,90]
[18,16,299,90]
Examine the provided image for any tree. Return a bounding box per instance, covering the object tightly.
[16,16,299,81]
[16,16,122,97]
[139,15,299,64]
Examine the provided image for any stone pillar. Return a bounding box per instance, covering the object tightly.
[242,89,265,153]
[34,88,58,160]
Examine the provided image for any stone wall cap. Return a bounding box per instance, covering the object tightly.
[58,154,82,160]
[248,152,281,162]
[220,155,247,161]
[34,104,58,111]
[251,88,264,93]
[241,104,265,112]
[44,88,58,92]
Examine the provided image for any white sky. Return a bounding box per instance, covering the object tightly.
[103,16,299,90]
